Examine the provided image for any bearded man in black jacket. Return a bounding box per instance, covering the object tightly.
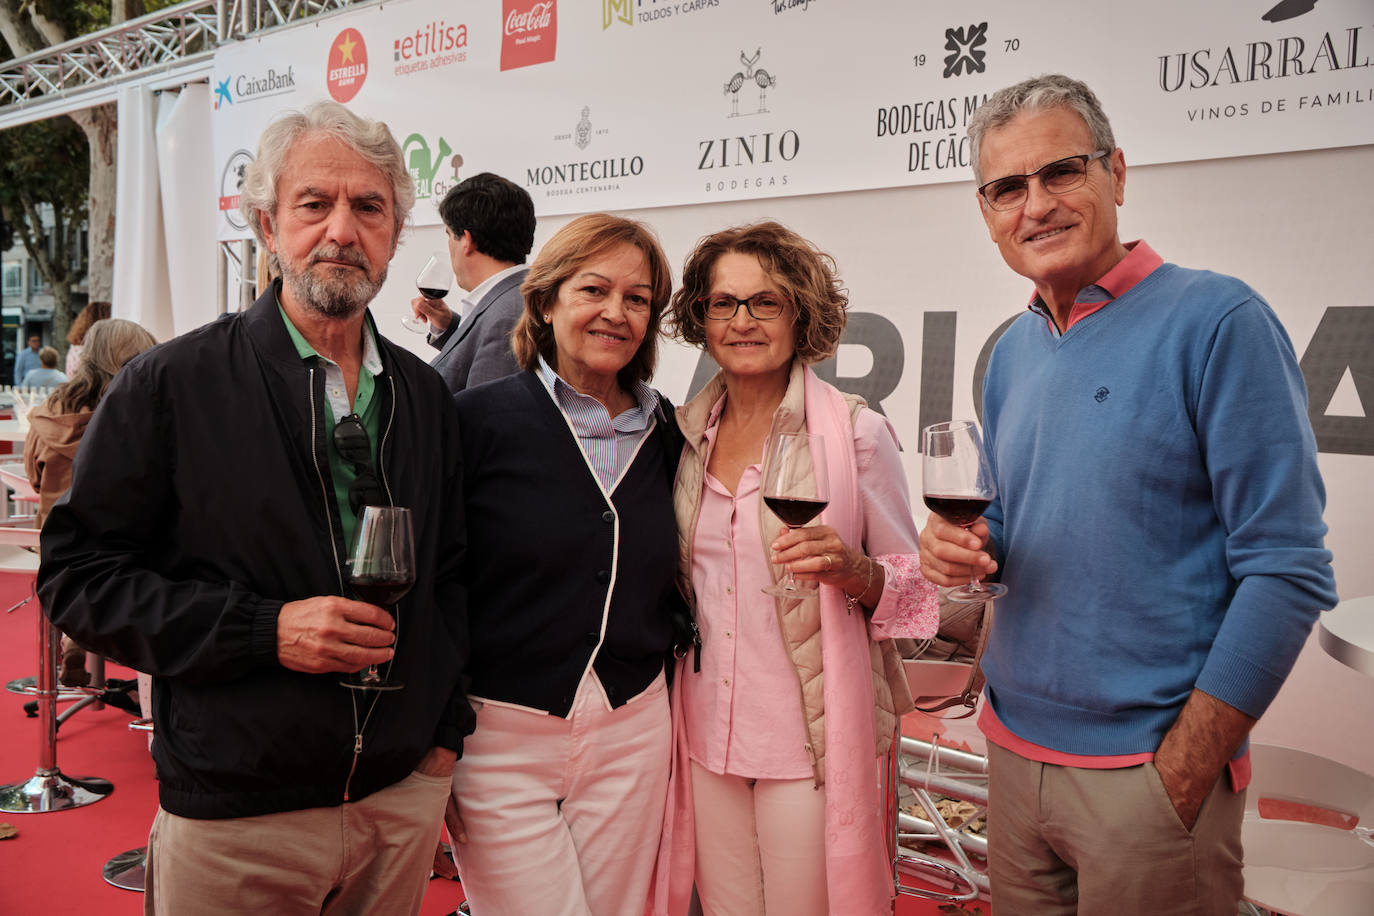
[37,100,472,916]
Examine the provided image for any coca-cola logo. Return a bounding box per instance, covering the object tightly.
[501,0,557,71]
[506,2,554,35]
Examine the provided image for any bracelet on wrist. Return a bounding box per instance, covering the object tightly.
[845,555,876,614]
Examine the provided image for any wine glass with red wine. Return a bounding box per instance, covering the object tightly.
[761,431,830,598]
[341,506,415,691]
[401,254,452,334]
[922,420,1007,603]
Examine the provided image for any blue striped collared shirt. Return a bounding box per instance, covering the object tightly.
[537,355,659,491]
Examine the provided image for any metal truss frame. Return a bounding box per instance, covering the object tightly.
[0,0,380,129]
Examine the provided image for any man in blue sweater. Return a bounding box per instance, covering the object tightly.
[918,74,1337,914]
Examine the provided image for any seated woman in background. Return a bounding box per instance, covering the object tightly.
[22,347,68,389]
[447,213,682,916]
[654,221,939,916]
[26,318,158,686]
[64,300,112,375]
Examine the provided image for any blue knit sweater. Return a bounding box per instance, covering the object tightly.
[980,261,1337,756]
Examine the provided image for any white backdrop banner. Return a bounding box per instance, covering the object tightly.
[211,0,1374,239]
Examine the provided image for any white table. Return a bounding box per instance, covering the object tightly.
[1319,596,1374,677]
[0,419,29,443]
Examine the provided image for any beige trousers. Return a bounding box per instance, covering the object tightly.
[688,760,829,916]
[986,741,1245,915]
[143,768,452,916]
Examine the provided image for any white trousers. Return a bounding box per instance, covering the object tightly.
[451,671,670,916]
[689,760,828,916]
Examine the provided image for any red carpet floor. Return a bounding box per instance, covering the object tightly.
[0,571,983,915]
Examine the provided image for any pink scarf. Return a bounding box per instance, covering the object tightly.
[651,367,892,915]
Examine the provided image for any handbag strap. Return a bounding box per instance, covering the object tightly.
[913,597,995,718]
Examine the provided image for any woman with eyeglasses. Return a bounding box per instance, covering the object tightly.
[652,222,939,916]
[444,213,683,916]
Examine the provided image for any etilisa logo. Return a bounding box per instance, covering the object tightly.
[402,133,458,201]
[219,149,254,230]
[213,66,296,110]
[700,47,797,195]
[327,28,369,103]
[394,17,468,77]
[943,23,988,78]
[723,49,776,117]
[502,0,557,71]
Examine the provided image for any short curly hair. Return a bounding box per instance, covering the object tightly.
[665,221,847,364]
[511,213,673,388]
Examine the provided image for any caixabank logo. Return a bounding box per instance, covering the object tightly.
[699,47,796,195]
[502,0,557,71]
[327,28,369,103]
[213,66,297,110]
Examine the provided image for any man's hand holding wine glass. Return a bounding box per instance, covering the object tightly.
[276,595,396,674]
[408,294,454,335]
[917,512,998,588]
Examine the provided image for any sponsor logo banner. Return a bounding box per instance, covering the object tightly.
[327,28,369,103]
[502,0,557,71]
[213,0,1373,232]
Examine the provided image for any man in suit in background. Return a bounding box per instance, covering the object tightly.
[410,172,536,392]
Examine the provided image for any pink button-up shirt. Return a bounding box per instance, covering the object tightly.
[685,395,933,779]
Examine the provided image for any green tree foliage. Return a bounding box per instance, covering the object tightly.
[0,116,90,349]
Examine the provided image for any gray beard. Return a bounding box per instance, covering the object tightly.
[283,261,388,320]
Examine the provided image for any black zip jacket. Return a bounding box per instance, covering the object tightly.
[37,284,473,819]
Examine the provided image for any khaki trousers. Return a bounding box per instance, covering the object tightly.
[143,768,452,916]
[986,742,1245,916]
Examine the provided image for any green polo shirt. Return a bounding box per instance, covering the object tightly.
[279,304,383,553]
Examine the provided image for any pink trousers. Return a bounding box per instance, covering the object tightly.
[688,760,829,916]
[451,672,671,916]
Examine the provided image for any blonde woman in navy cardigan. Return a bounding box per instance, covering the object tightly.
[445,213,682,916]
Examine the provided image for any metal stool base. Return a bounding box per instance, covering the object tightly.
[5,676,94,701]
[0,768,114,812]
[102,847,147,891]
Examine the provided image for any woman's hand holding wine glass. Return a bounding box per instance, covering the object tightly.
[921,420,1007,603]
[761,431,830,598]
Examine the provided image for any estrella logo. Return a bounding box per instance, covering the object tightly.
[327,28,369,103]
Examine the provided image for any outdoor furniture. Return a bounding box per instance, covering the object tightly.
[1241,743,1374,916]
[0,526,114,813]
[883,657,991,903]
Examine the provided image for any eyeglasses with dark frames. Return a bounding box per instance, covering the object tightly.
[977,150,1111,212]
[333,413,387,514]
[699,293,787,321]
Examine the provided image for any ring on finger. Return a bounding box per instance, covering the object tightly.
[822,554,833,571]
